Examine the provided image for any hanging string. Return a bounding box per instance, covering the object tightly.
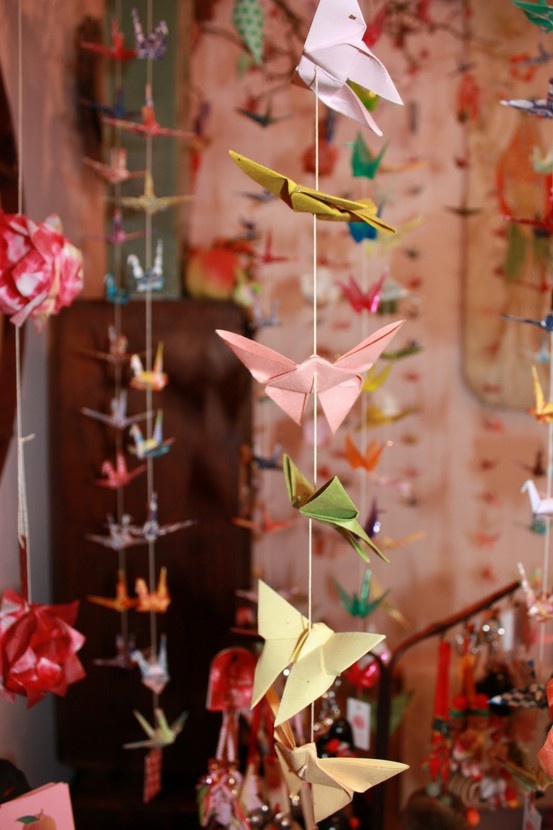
[143,0,158,708]
[112,0,129,655]
[15,0,32,602]
[307,68,321,745]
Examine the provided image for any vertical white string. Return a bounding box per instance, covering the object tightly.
[15,0,31,601]
[144,0,158,710]
[308,69,320,744]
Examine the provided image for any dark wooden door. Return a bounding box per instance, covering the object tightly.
[49,299,251,825]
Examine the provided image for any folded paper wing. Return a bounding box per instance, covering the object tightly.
[296,0,402,135]
[229,151,395,233]
[252,580,384,725]
[273,726,407,823]
[283,454,387,562]
[216,319,403,432]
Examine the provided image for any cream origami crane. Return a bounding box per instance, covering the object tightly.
[216,320,403,433]
[229,151,396,233]
[295,0,403,135]
[252,580,385,726]
[268,691,407,823]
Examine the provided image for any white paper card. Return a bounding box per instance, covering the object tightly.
[347,697,371,751]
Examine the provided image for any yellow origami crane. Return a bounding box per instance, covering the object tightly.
[267,690,407,823]
[251,580,385,725]
[229,150,395,234]
[530,365,553,423]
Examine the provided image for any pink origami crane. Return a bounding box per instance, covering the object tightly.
[295,0,403,135]
[0,590,85,707]
[216,320,403,433]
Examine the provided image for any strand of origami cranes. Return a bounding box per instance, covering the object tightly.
[215,0,412,824]
[80,0,191,801]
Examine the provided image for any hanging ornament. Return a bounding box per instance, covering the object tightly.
[0,590,85,707]
[0,213,83,327]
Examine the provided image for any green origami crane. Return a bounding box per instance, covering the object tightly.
[333,569,390,619]
[283,454,388,562]
[350,132,388,180]
[232,0,264,65]
[512,0,553,31]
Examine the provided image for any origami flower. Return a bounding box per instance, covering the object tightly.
[0,212,83,327]
[0,589,86,707]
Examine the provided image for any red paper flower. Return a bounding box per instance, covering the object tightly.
[0,590,86,707]
[0,212,83,327]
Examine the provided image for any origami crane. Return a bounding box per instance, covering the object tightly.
[518,561,553,622]
[512,0,553,32]
[380,339,422,361]
[88,569,138,612]
[216,319,403,433]
[252,442,283,470]
[131,8,168,60]
[128,411,174,459]
[124,708,187,749]
[350,132,388,178]
[104,273,129,305]
[364,401,420,428]
[530,365,553,423]
[252,580,386,725]
[255,231,294,265]
[82,324,130,364]
[229,151,396,234]
[232,0,264,64]
[131,634,170,695]
[104,85,192,139]
[284,454,386,562]
[361,363,393,393]
[521,479,553,517]
[80,16,136,61]
[84,147,145,185]
[86,515,147,552]
[268,692,407,822]
[231,508,299,536]
[130,492,195,543]
[82,389,150,430]
[113,171,193,216]
[128,240,164,293]
[236,101,291,128]
[135,567,171,613]
[130,342,168,392]
[333,570,389,619]
[344,435,390,472]
[94,633,137,669]
[80,87,139,121]
[94,451,147,489]
[295,0,402,135]
[338,271,388,313]
[88,209,144,247]
[501,78,553,118]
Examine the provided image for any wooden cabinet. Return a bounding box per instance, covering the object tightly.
[49,299,251,826]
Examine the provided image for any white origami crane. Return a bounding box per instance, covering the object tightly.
[295,0,403,135]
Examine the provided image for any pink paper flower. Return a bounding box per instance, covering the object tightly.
[0,212,83,327]
[0,589,86,707]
